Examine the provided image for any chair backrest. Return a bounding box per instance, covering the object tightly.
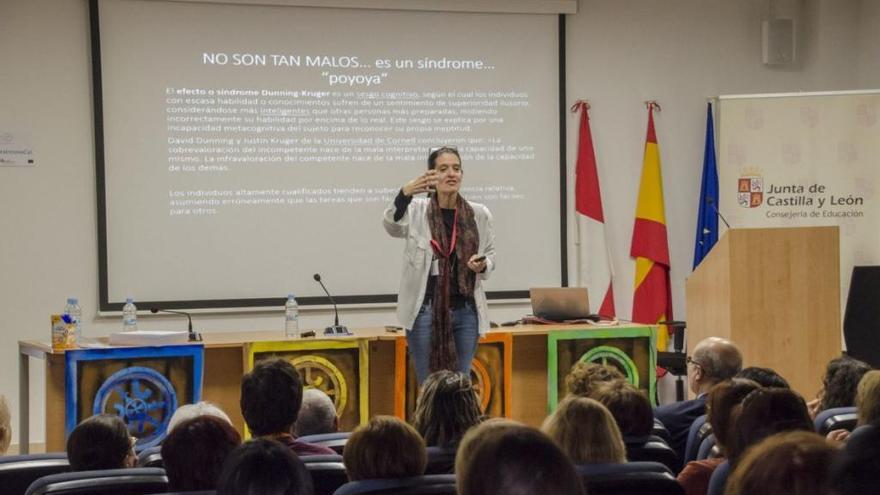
[136,445,164,468]
[624,436,679,473]
[151,492,215,495]
[301,454,348,495]
[0,453,71,495]
[683,414,710,465]
[576,462,682,495]
[706,460,731,495]
[424,447,456,475]
[696,433,717,461]
[814,407,858,435]
[652,419,672,444]
[333,474,456,495]
[25,467,168,495]
[299,432,352,455]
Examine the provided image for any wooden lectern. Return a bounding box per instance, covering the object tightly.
[686,227,840,399]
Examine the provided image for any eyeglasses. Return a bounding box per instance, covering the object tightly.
[686,356,703,369]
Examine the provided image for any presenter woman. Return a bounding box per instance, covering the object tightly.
[383,147,495,385]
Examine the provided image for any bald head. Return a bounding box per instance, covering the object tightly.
[692,337,743,386]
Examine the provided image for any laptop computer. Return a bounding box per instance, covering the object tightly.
[529,287,591,321]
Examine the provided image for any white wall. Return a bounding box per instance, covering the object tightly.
[1,0,874,447]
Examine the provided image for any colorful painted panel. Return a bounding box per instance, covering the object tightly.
[65,345,204,451]
[547,326,656,411]
[394,332,512,421]
[247,340,369,433]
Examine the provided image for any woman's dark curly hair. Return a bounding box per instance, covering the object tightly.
[819,356,872,411]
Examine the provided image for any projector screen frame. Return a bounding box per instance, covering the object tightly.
[90,0,569,312]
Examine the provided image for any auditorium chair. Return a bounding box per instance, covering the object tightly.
[333,474,456,495]
[152,492,215,495]
[624,436,678,473]
[0,453,71,495]
[652,419,672,444]
[814,407,858,435]
[25,467,168,495]
[576,461,683,495]
[136,445,164,468]
[706,460,731,495]
[301,454,348,495]
[298,432,352,455]
[696,433,718,461]
[424,446,456,474]
[683,414,711,464]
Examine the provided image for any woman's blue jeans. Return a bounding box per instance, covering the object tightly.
[407,299,479,384]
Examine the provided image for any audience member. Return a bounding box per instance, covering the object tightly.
[808,355,871,417]
[591,379,653,438]
[294,388,339,437]
[564,361,624,398]
[66,414,136,471]
[456,421,584,495]
[856,369,880,426]
[217,438,313,495]
[0,395,10,455]
[677,378,760,495]
[453,418,522,473]
[240,357,335,456]
[655,336,742,461]
[543,396,626,465]
[161,415,241,491]
[726,387,813,467]
[724,431,835,495]
[167,400,232,431]
[830,423,880,495]
[343,415,427,481]
[734,366,790,389]
[412,370,483,449]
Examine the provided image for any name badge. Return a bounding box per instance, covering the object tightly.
[430,258,439,276]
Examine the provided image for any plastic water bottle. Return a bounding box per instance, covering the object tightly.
[64,298,83,342]
[285,294,300,338]
[122,297,138,332]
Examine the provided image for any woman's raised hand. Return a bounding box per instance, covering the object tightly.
[402,170,439,197]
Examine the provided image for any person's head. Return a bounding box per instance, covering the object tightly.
[454,418,522,474]
[66,414,136,471]
[0,395,10,454]
[168,401,232,432]
[820,355,872,411]
[727,387,813,466]
[830,424,880,495]
[856,370,880,426]
[725,431,835,495]
[456,421,584,495]
[241,357,303,437]
[217,438,313,495]
[735,367,790,389]
[412,370,483,449]
[688,337,743,395]
[427,147,462,196]
[161,415,241,491]
[591,379,653,438]
[542,396,626,464]
[564,362,624,398]
[706,378,761,455]
[294,388,338,437]
[343,415,427,481]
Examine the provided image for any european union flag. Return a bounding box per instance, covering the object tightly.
[693,102,719,269]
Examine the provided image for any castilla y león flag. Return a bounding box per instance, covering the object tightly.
[631,103,673,350]
[572,101,616,317]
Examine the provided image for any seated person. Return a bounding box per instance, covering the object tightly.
[725,431,836,495]
[735,367,790,389]
[456,420,584,495]
[830,422,880,494]
[677,378,760,495]
[727,387,814,468]
[240,357,335,456]
[0,395,10,455]
[161,415,241,491]
[808,355,871,418]
[543,397,626,465]
[167,400,232,431]
[217,438,313,495]
[294,389,339,437]
[66,414,136,471]
[856,370,880,426]
[412,370,483,449]
[564,362,624,398]
[591,379,654,438]
[343,415,426,481]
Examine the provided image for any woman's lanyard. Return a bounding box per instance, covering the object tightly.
[430,208,458,258]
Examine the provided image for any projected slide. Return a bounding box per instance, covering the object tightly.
[96,0,563,308]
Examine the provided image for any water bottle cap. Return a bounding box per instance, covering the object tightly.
[67,298,76,304]
[126,297,134,303]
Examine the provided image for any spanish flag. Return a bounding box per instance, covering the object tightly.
[631,102,673,350]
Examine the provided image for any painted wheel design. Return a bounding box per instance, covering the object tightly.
[291,355,348,413]
[579,346,640,387]
[93,366,177,450]
[470,359,492,413]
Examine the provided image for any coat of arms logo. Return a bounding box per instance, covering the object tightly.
[738,168,763,208]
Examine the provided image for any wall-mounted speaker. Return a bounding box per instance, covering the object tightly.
[762,19,796,65]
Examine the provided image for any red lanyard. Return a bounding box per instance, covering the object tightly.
[430,208,458,258]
